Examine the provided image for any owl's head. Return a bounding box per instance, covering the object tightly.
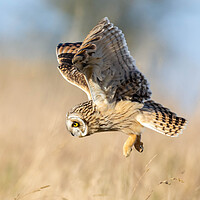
[66,113,88,137]
[65,101,106,137]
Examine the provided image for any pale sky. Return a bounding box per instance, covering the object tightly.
[0,0,199,112]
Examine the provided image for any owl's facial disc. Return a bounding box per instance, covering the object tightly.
[66,114,88,137]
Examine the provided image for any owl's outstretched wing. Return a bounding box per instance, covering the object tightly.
[72,17,151,109]
[56,42,91,99]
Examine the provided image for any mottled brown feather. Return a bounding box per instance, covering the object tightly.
[136,100,187,136]
[56,42,91,99]
[72,17,151,108]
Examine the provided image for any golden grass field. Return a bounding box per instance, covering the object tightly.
[0,60,199,200]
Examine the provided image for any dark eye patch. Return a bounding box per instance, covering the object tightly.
[72,121,80,127]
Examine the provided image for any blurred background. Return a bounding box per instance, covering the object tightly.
[0,0,200,199]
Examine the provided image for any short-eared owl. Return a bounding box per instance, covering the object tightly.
[56,17,187,157]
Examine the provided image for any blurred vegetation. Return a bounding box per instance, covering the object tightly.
[0,61,199,199]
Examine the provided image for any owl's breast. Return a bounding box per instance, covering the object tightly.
[100,100,144,134]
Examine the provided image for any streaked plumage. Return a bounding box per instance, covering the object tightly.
[56,17,187,157]
[56,42,91,99]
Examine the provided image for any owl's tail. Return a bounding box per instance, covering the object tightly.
[136,100,187,137]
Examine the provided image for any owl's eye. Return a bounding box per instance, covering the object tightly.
[72,121,80,128]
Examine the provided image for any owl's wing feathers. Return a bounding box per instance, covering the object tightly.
[136,100,187,137]
[72,17,151,109]
[56,42,92,99]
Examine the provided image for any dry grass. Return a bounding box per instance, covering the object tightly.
[0,59,200,200]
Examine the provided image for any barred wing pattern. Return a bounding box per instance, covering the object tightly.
[56,42,91,99]
[137,100,187,136]
[72,17,151,109]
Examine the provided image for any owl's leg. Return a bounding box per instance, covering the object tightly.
[123,134,143,157]
[123,134,136,157]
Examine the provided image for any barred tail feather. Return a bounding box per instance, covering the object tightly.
[136,100,187,137]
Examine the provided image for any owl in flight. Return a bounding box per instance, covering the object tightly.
[56,17,187,157]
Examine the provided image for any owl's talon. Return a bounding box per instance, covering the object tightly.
[134,142,144,153]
